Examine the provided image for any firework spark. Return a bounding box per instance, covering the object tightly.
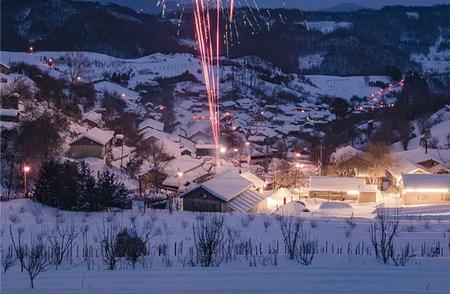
[193,0,221,147]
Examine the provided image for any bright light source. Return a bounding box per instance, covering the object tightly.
[233,148,238,152]
[404,188,448,193]
[177,169,183,178]
[245,142,250,146]
[24,165,31,173]
[219,146,227,154]
[295,152,301,158]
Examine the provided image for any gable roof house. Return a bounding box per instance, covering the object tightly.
[309,176,378,203]
[400,174,450,205]
[138,118,165,133]
[387,148,450,186]
[0,108,20,132]
[181,171,267,212]
[69,127,115,159]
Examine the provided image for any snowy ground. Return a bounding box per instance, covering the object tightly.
[1,198,449,293]
[3,261,449,294]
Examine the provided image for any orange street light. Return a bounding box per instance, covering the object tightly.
[23,165,31,196]
[177,169,183,193]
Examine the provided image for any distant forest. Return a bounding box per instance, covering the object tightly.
[1,0,449,75]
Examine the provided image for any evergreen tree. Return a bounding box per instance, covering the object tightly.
[34,160,61,207]
[76,161,97,211]
[96,171,129,209]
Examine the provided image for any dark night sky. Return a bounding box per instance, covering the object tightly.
[79,0,448,12]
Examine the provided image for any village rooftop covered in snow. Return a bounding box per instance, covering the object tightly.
[0,0,449,293]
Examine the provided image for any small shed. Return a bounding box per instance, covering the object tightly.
[181,171,266,212]
[69,127,115,159]
[309,176,377,202]
[401,174,450,205]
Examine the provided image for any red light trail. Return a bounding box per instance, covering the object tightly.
[193,0,221,147]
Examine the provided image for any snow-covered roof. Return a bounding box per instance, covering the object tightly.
[70,127,114,146]
[330,146,363,163]
[141,128,168,141]
[240,171,265,189]
[182,171,263,202]
[389,148,450,180]
[83,110,103,125]
[226,189,266,212]
[138,118,164,132]
[200,171,253,202]
[0,108,19,117]
[309,176,368,193]
[222,100,236,107]
[402,174,450,190]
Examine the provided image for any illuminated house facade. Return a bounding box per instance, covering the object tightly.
[400,174,450,205]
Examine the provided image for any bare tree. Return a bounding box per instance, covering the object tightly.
[391,243,415,266]
[63,52,90,84]
[99,219,120,270]
[1,247,17,273]
[47,221,80,268]
[9,226,25,272]
[295,231,318,266]
[262,216,272,232]
[62,52,91,101]
[364,143,392,185]
[279,216,303,260]
[192,213,226,267]
[370,206,400,264]
[23,236,51,289]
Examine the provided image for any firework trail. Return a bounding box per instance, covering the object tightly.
[193,0,221,147]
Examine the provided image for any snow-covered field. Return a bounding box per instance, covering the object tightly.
[1,199,449,293]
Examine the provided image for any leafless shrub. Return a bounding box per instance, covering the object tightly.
[263,216,273,231]
[1,247,16,273]
[241,216,250,228]
[424,221,432,230]
[9,226,25,272]
[248,214,255,222]
[391,243,415,266]
[47,221,80,268]
[295,231,318,266]
[99,219,120,270]
[23,236,51,289]
[150,213,159,223]
[370,206,400,264]
[405,224,418,232]
[345,213,357,229]
[279,216,303,260]
[19,207,26,214]
[192,213,226,267]
[9,214,20,224]
[343,227,352,239]
[310,220,318,229]
[180,219,189,230]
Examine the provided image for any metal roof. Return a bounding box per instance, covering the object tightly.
[226,189,267,212]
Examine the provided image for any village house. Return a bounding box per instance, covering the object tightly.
[400,174,450,205]
[309,176,378,202]
[69,127,115,159]
[82,110,104,128]
[0,108,20,132]
[387,148,450,187]
[137,118,165,133]
[161,155,213,191]
[181,171,267,212]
